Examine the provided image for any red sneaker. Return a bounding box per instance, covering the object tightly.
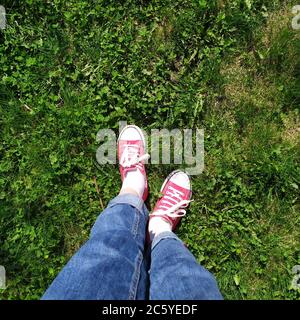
[149,170,192,230]
[118,125,150,201]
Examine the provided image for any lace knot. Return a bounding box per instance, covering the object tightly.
[120,144,150,168]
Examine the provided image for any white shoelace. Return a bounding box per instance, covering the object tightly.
[151,185,193,218]
[120,144,150,168]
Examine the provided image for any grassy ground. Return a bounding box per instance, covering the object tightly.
[0,0,299,299]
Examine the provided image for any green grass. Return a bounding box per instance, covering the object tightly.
[0,0,299,299]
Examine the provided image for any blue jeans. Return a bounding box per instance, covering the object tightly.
[42,194,223,300]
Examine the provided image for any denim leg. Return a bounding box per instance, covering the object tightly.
[149,231,223,300]
[42,194,149,300]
